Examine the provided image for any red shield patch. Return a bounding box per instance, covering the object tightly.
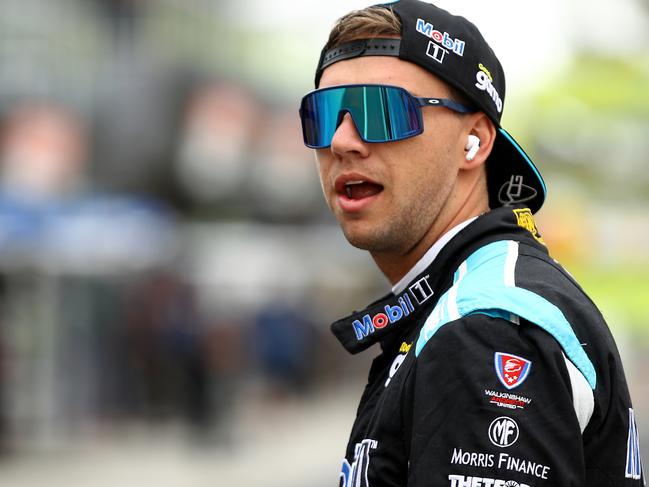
[495,352,532,390]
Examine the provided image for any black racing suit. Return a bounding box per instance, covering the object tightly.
[332,206,645,487]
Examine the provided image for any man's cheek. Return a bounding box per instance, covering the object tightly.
[314,156,329,200]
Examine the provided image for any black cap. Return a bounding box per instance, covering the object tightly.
[314,0,546,214]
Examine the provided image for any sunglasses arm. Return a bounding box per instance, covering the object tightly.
[416,97,476,114]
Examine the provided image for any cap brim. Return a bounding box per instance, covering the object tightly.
[486,128,546,214]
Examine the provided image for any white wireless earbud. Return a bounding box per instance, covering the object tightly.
[465,135,481,161]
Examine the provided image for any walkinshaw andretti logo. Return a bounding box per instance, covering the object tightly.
[485,389,532,410]
[495,353,532,390]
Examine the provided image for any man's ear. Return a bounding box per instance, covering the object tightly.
[460,112,496,170]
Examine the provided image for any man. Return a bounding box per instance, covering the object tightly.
[299,1,644,486]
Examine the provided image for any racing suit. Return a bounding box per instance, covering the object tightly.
[332,205,645,487]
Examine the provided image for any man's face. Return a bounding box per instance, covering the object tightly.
[316,56,466,256]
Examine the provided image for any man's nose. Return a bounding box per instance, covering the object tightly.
[330,112,370,158]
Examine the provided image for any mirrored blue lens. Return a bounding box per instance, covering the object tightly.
[300,85,423,149]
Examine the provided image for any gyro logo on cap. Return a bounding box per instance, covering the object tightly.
[475,63,503,113]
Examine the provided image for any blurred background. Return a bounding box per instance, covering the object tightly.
[0,0,646,485]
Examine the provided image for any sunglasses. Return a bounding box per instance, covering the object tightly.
[299,84,475,149]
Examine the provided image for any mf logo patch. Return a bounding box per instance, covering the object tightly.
[512,208,546,245]
[340,439,378,487]
[495,352,532,390]
[488,416,519,448]
[626,408,644,480]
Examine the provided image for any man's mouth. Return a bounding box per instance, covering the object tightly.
[342,180,384,200]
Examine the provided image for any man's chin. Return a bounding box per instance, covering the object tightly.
[341,224,390,253]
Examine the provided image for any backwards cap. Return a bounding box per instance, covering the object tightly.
[315,0,546,214]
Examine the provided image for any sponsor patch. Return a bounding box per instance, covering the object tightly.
[488,416,519,448]
[495,352,532,390]
[385,353,406,387]
[449,474,530,487]
[451,448,551,480]
[451,447,495,468]
[475,63,503,113]
[426,41,447,64]
[352,293,415,340]
[385,342,413,387]
[498,452,551,480]
[512,208,546,245]
[626,408,644,480]
[409,275,434,304]
[499,175,538,207]
[478,63,493,82]
[485,389,532,410]
[416,18,465,56]
[340,439,378,487]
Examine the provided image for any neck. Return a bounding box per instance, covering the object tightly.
[371,174,489,285]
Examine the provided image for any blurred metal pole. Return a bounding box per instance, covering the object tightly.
[4,272,62,450]
[33,273,61,449]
